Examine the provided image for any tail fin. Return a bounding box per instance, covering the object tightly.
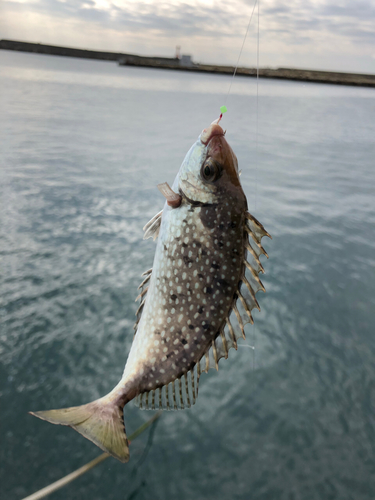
[30,396,129,462]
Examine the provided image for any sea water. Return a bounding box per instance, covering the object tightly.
[1,50,375,500]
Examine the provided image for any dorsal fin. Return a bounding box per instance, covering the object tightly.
[143,210,163,240]
[133,211,271,411]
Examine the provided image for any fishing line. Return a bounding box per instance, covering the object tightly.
[253,0,260,375]
[224,0,258,106]
[252,0,260,375]
[256,0,260,213]
[131,416,160,472]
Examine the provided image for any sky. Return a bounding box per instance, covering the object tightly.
[1,0,375,73]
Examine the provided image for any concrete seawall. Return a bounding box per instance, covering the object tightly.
[1,39,375,88]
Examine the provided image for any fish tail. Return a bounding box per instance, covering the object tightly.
[30,395,129,462]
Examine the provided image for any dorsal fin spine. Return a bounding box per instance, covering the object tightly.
[233,303,246,339]
[243,261,266,292]
[135,298,146,317]
[245,240,265,273]
[245,225,269,258]
[242,275,261,310]
[226,318,238,349]
[204,352,210,373]
[212,339,219,370]
[245,212,272,240]
[142,210,162,232]
[237,290,254,324]
[138,273,151,290]
[143,210,163,240]
[220,330,229,359]
[135,286,149,302]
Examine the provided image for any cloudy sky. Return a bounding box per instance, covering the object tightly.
[1,0,375,73]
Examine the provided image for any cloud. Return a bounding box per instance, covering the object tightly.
[2,0,237,35]
[260,0,375,44]
[1,0,375,72]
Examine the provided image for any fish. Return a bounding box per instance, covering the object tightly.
[30,121,271,463]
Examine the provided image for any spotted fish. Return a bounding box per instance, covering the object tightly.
[30,121,271,462]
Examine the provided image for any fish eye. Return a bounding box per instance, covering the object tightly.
[201,158,223,183]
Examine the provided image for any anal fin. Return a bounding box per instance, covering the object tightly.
[133,368,199,411]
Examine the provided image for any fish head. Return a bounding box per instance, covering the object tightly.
[173,123,246,206]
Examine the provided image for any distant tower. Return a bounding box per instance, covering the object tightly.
[175,45,181,60]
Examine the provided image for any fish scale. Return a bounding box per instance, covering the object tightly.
[30,121,271,463]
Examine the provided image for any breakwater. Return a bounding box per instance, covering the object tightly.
[1,39,375,88]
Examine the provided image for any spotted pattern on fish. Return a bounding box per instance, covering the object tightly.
[129,194,247,393]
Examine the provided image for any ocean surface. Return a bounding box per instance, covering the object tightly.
[1,50,375,500]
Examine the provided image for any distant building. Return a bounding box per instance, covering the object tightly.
[180,55,193,67]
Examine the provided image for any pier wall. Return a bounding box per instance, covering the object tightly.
[1,39,374,88]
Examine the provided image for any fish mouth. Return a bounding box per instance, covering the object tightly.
[202,125,240,185]
[200,124,225,146]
